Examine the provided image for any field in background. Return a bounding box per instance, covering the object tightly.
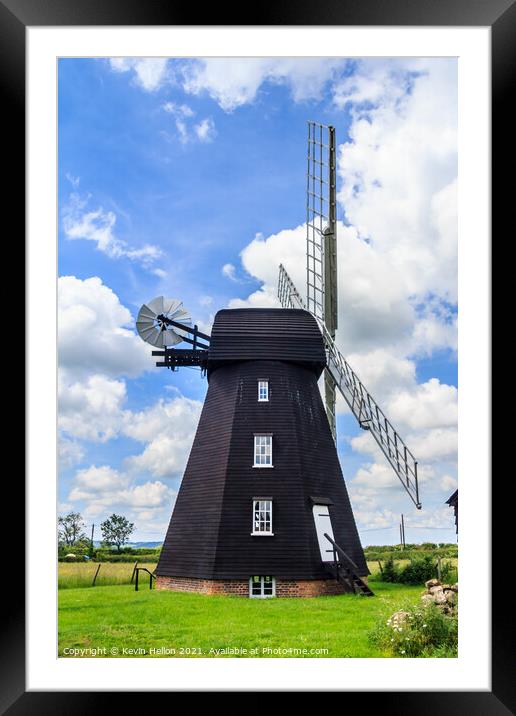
[58,562,156,589]
[58,558,458,588]
[58,579,423,658]
[366,558,458,577]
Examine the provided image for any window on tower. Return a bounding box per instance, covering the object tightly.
[249,575,276,598]
[251,499,273,535]
[258,380,269,402]
[253,434,273,467]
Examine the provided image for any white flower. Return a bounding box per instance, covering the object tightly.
[401,650,406,654]
[423,624,427,628]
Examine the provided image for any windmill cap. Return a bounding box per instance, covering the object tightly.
[207,307,326,376]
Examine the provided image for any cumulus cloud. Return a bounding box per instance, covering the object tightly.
[68,463,175,523]
[124,397,203,479]
[335,58,457,302]
[387,378,457,432]
[109,57,170,92]
[58,436,85,470]
[59,374,127,443]
[62,193,162,269]
[58,275,152,380]
[181,58,343,111]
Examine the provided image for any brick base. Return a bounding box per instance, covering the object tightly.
[156,575,359,597]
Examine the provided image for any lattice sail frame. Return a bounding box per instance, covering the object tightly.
[306,121,338,332]
[306,122,338,439]
[278,264,421,509]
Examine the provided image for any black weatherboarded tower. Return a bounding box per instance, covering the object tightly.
[156,308,368,597]
[135,122,421,597]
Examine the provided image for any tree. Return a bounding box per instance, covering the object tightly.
[58,512,87,548]
[100,514,134,552]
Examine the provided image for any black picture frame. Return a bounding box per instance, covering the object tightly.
[5,0,509,710]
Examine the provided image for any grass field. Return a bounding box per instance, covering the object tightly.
[58,559,458,589]
[58,562,157,589]
[58,578,423,658]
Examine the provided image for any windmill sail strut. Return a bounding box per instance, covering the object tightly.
[278,263,420,510]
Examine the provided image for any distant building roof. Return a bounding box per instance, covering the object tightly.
[446,489,458,533]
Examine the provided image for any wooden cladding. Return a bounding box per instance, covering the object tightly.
[156,357,368,581]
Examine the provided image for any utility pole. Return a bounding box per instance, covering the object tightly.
[90,523,95,557]
[401,514,406,549]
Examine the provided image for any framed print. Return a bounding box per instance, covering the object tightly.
[3,0,512,709]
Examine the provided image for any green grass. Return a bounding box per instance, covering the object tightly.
[58,562,156,589]
[58,579,422,658]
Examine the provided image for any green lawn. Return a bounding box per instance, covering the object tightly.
[58,579,422,658]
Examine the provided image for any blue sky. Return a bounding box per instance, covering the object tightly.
[58,57,458,545]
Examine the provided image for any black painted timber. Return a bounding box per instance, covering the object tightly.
[207,308,326,377]
[157,308,368,581]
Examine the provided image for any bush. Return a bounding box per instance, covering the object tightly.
[397,556,436,584]
[381,556,400,582]
[92,552,159,563]
[375,556,456,586]
[369,602,458,657]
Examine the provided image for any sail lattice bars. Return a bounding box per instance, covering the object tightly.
[278,264,421,509]
[306,121,338,335]
[321,321,421,509]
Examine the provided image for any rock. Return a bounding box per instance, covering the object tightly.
[429,585,444,595]
[444,590,457,604]
[425,579,441,589]
[421,594,434,606]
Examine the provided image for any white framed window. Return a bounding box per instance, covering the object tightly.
[258,380,269,402]
[253,434,273,467]
[252,499,273,535]
[249,575,276,598]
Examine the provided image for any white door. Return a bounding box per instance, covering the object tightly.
[312,505,335,562]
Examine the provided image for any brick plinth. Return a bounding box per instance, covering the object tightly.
[156,575,358,597]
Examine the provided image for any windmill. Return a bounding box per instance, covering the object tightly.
[134,121,420,598]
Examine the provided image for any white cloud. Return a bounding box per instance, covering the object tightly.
[59,374,126,443]
[109,58,169,92]
[194,118,216,143]
[222,263,238,281]
[162,101,194,117]
[161,101,215,144]
[440,474,457,492]
[181,58,342,111]
[406,427,458,464]
[62,193,162,269]
[335,58,457,303]
[58,436,85,470]
[68,463,175,523]
[124,397,202,479]
[58,275,152,380]
[387,378,457,432]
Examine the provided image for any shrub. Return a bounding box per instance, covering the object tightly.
[369,602,458,657]
[381,556,399,582]
[397,555,436,584]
